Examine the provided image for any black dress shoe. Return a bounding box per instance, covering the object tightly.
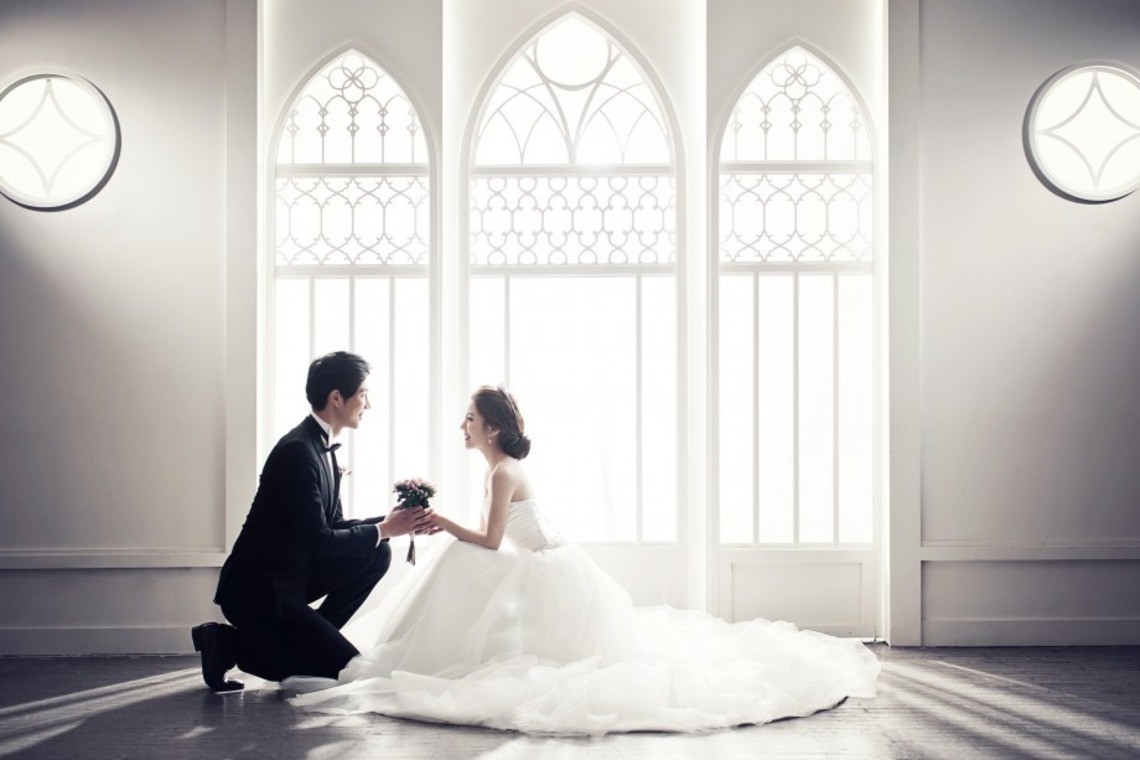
[191,622,244,693]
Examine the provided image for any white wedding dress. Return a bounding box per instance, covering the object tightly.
[290,499,880,736]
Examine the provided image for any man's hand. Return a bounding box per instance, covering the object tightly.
[379,503,434,539]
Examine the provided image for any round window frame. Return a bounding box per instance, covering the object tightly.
[0,70,121,210]
[1024,62,1140,204]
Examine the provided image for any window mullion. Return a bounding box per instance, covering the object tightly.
[719,160,871,175]
[307,275,316,361]
[752,271,760,545]
[636,274,643,544]
[277,163,430,177]
[472,164,671,177]
[792,271,800,547]
[832,272,840,546]
[348,275,358,516]
[388,277,396,493]
[503,275,511,388]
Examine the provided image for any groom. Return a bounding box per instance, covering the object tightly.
[192,351,433,692]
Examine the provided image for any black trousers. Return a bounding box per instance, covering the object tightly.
[221,542,392,681]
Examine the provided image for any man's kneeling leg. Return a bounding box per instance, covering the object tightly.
[311,542,392,629]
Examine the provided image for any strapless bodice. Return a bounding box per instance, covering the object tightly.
[502,499,564,551]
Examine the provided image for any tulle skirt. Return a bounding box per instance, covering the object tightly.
[290,537,880,736]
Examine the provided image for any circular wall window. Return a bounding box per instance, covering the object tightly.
[0,72,120,210]
[1025,63,1140,203]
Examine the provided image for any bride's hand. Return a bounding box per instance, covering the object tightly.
[415,508,445,535]
[425,511,456,536]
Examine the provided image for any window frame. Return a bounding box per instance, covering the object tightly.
[458,9,688,545]
[263,45,441,515]
[710,40,882,551]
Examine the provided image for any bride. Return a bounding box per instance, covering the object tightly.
[289,385,880,736]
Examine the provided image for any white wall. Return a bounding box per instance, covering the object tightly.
[891,0,1140,644]
[0,0,256,653]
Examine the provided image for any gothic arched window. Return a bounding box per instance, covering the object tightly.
[717,46,874,547]
[468,14,677,542]
[272,49,432,516]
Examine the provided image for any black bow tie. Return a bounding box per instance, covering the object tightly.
[325,442,341,453]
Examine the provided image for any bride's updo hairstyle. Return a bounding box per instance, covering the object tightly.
[472,385,531,460]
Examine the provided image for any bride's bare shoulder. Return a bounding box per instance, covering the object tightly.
[490,458,533,495]
[490,458,523,482]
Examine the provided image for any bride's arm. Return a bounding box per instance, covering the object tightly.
[432,468,513,550]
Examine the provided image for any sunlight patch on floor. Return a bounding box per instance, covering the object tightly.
[887,660,1140,756]
[0,668,199,756]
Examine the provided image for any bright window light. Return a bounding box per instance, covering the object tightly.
[1026,63,1140,202]
[0,72,119,209]
[470,14,678,542]
[717,47,874,548]
[272,50,431,518]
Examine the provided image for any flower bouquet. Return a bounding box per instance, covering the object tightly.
[393,478,436,565]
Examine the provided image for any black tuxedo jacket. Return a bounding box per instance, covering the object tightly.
[215,416,383,617]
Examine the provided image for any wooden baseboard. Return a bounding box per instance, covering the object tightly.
[922,618,1140,646]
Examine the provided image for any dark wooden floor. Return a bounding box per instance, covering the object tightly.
[1,646,1139,759]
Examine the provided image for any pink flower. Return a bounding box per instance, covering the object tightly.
[393,478,436,509]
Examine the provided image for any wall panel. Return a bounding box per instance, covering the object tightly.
[923,558,1140,645]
